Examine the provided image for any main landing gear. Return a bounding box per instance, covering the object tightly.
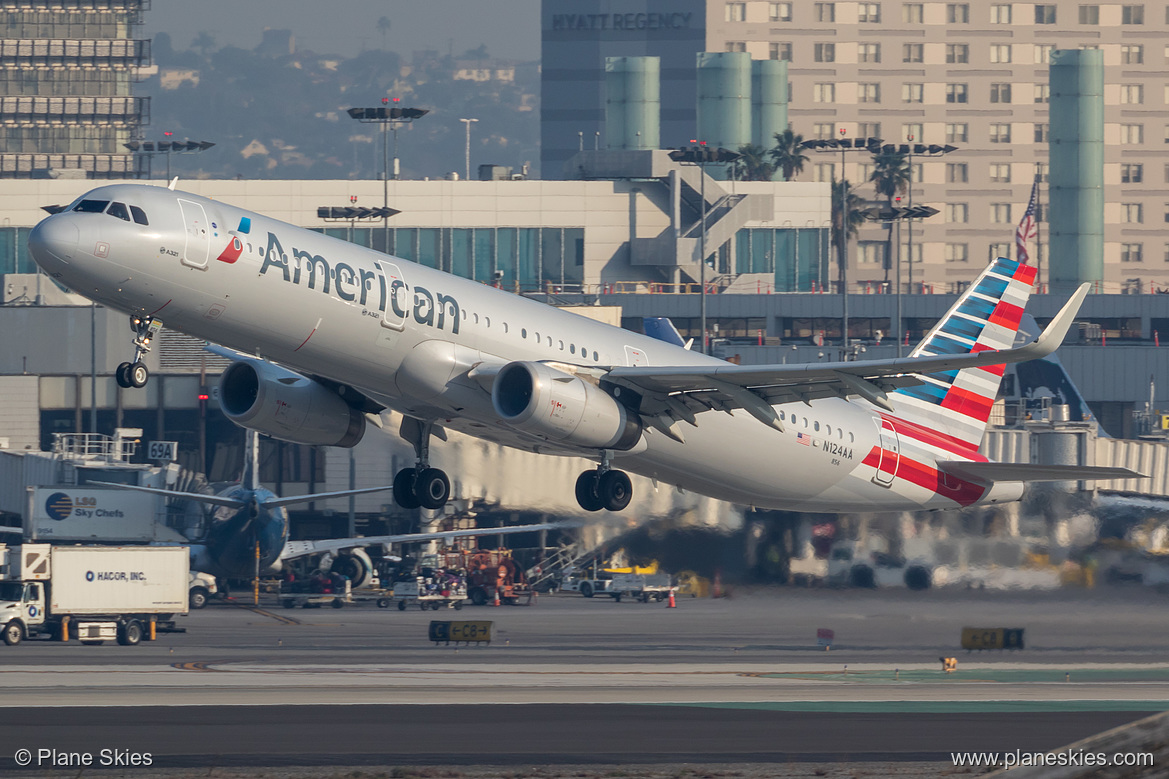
[393,418,451,510]
[575,454,633,513]
[115,315,161,389]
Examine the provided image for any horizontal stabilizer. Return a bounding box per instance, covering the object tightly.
[88,480,246,508]
[937,461,1145,483]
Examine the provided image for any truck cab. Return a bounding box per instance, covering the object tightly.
[0,580,45,645]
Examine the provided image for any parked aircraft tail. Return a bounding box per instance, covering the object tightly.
[893,256,1037,448]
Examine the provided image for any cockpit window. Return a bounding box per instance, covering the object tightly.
[106,202,130,221]
[73,199,109,213]
[129,205,148,225]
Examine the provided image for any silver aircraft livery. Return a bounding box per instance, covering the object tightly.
[27,183,1141,517]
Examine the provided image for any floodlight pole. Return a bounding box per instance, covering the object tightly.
[460,118,479,181]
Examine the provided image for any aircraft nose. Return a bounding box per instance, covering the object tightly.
[28,216,79,267]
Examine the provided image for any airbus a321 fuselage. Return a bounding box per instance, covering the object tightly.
[28,183,1139,516]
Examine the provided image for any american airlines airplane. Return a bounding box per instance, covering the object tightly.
[27,183,1140,517]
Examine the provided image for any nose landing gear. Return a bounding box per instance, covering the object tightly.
[115,316,161,389]
[392,418,451,510]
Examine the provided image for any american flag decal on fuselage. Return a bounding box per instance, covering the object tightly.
[891,256,1036,449]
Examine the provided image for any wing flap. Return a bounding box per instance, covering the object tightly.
[937,461,1145,483]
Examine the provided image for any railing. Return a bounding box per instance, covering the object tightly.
[51,432,138,462]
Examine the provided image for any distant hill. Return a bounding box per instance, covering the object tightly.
[141,32,540,180]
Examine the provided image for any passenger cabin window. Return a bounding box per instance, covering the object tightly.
[106,202,130,221]
[73,199,109,213]
[521,328,527,339]
[814,421,820,432]
[593,351,598,361]
[570,345,576,355]
[129,205,149,225]
[559,340,564,350]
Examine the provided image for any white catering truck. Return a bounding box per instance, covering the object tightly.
[0,544,189,646]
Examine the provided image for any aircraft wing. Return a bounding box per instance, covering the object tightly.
[937,461,1145,483]
[263,486,394,509]
[88,481,246,508]
[607,284,1088,428]
[279,521,578,561]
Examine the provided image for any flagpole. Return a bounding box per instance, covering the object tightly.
[1034,166,1043,292]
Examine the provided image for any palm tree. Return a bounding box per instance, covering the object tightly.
[191,31,216,58]
[376,17,392,49]
[869,150,911,282]
[832,179,867,293]
[769,128,808,181]
[731,144,775,181]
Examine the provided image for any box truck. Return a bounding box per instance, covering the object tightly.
[0,544,188,646]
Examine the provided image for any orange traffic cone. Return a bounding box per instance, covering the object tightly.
[492,588,500,607]
[667,589,676,608]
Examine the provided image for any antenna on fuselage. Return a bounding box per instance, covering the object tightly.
[168,177,179,191]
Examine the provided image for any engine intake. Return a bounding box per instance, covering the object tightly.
[218,361,365,447]
[492,361,641,450]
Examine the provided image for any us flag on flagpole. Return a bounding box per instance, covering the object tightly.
[1015,179,1039,265]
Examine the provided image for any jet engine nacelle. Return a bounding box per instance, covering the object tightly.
[218,360,365,448]
[491,361,641,450]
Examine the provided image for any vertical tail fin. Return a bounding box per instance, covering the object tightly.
[892,257,1037,447]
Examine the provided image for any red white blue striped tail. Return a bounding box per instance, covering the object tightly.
[892,257,1037,448]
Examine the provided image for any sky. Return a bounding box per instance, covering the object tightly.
[143,0,540,60]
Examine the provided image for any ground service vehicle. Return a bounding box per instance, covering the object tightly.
[391,577,466,610]
[188,571,217,609]
[0,544,188,646]
[436,550,533,606]
[607,572,674,602]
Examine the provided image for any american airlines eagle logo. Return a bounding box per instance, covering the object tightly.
[217,236,244,264]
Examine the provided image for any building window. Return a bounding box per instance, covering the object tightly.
[1034,84,1049,103]
[1164,243,1169,262]
[1122,203,1144,223]
[770,2,793,21]
[946,83,968,103]
[1120,45,1143,64]
[947,162,968,182]
[725,2,746,22]
[770,42,792,60]
[990,83,1012,103]
[990,4,1012,23]
[902,83,923,103]
[946,123,968,143]
[902,122,923,141]
[902,3,923,22]
[989,242,1012,260]
[1034,4,1056,23]
[990,163,1012,183]
[858,122,881,139]
[1035,123,1049,143]
[945,243,969,262]
[814,122,835,139]
[1121,163,1143,183]
[859,83,881,103]
[1121,124,1144,144]
[990,123,1012,143]
[725,41,747,52]
[858,242,883,265]
[990,44,1012,63]
[903,43,923,63]
[1079,4,1099,23]
[1035,44,1053,63]
[814,83,835,102]
[814,162,835,182]
[1120,85,1144,104]
[814,43,836,62]
[946,44,969,63]
[1036,162,1049,182]
[1122,243,1143,263]
[815,3,836,22]
[947,3,970,22]
[991,203,1012,223]
[946,203,969,223]
[858,2,882,22]
[858,43,881,63]
[1121,5,1144,24]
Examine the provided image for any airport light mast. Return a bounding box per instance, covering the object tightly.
[348,101,428,249]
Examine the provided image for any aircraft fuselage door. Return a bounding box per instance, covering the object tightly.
[178,199,210,270]
[379,260,409,331]
[872,418,900,487]
[625,346,649,366]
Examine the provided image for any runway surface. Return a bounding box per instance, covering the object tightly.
[1,588,1165,770]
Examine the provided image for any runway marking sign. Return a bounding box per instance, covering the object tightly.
[429,620,492,645]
